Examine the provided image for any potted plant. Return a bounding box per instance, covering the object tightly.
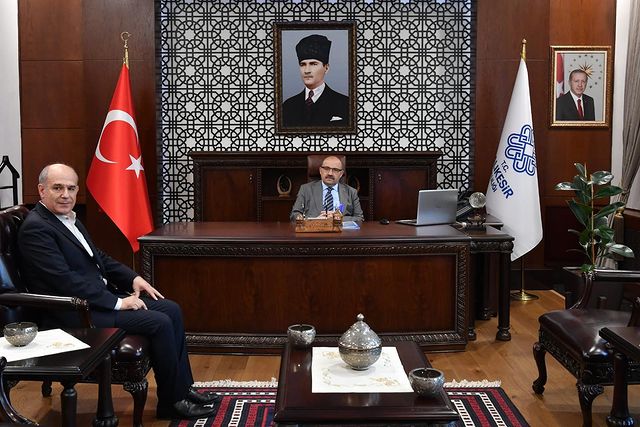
[555,163,635,307]
[556,163,634,271]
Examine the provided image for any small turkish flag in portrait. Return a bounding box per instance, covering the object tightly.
[87,63,153,252]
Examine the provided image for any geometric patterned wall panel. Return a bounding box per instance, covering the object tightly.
[158,0,475,222]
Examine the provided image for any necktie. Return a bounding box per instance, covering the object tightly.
[323,187,334,212]
[305,90,314,109]
[577,98,584,120]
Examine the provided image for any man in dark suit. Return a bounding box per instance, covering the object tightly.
[282,34,349,127]
[18,163,219,420]
[290,155,363,222]
[555,69,596,121]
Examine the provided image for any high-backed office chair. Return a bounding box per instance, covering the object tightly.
[307,154,346,182]
[532,269,640,427]
[0,205,151,427]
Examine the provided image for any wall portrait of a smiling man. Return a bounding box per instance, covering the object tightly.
[274,21,356,135]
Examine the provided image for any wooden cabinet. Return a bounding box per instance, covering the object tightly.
[191,152,441,221]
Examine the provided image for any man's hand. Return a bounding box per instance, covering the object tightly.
[121,294,148,311]
[132,276,165,301]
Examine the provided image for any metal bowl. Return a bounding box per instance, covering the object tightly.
[287,324,316,348]
[3,322,38,347]
[408,367,445,397]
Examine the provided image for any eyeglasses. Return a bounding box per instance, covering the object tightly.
[320,166,343,174]
[49,184,78,194]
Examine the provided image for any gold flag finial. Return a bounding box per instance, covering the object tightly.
[121,32,131,67]
[521,38,527,61]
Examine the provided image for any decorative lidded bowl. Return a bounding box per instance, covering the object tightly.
[338,313,382,370]
[3,322,38,347]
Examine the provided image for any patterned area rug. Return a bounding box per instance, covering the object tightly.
[169,380,529,427]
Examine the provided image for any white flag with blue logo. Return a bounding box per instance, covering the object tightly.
[486,58,542,261]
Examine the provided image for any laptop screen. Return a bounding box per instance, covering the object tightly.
[397,189,458,226]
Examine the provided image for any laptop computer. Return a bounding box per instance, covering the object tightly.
[396,189,459,226]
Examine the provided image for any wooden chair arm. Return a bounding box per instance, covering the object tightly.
[629,297,640,326]
[571,270,640,309]
[0,292,93,328]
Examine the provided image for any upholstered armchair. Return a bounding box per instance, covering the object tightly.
[0,205,151,427]
[532,269,640,427]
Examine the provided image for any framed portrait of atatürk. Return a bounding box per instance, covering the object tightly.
[549,46,612,128]
[274,21,356,135]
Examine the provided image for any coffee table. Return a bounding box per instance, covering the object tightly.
[4,327,126,427]
[274,340,459,426]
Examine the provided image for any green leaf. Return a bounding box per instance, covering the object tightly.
[568,200,589,227]
[555,182,578,191]
[568,228,581,236]
[575,163,586,177]
[591,171,614,185]
[594,202,625,219]
[609,244,635,258]
[596,226,614,242]
[578,228,590,246]
[594,185,623,199]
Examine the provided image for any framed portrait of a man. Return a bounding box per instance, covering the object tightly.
[274,21,356,135]
[550,46,612,128]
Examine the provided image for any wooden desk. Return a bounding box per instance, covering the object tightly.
[273,340,459,425]
[5,328,125,427]
[599,326,640,427]
[140,222,470,353]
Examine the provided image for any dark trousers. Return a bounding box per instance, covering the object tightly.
[105,298,193,408]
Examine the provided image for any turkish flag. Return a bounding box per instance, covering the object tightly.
[87,63,153,252]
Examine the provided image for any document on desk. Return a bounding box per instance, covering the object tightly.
[342,221,360,230]
[0,329,90,362]
[311,347,413,393]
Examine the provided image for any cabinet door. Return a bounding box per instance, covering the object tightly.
[373,169,430,220]
[201,169,257,221]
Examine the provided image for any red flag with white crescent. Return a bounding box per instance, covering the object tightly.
[86,63,153,252]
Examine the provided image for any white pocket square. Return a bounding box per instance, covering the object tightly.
[330,116,343,121]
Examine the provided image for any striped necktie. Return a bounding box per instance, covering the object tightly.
[577,98,584,119]
[323,186,334,212]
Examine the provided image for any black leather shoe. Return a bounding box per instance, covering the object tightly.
[156,399,217,420]
[187,387,222,404]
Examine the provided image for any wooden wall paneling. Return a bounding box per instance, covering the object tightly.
[20,61,85,129]
[18,0,83,61]
[20,129,87,203]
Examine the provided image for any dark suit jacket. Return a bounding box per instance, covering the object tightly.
[18,203,137,327]
[555,92,595,121]
[290,181,364,222]
[282,85,349,127]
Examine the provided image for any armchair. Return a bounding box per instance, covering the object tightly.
[0,206,151,427]
[532,269,640,427]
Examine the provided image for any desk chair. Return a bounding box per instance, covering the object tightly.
[532,269,640,427]
[0,206,150,427]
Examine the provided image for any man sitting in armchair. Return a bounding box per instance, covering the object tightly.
[17,163,219,420]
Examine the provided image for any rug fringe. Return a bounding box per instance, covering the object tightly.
[194,378,278,388]
[194,378,500,388]
[444,379,501,388]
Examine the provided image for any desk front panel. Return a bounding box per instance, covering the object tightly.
[140,223,470,353]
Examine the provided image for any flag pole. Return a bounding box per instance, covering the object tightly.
[121,31,136,270]
[509,38,539,302]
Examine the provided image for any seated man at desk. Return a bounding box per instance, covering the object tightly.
[290,155,364,222]
[18,163,219,420]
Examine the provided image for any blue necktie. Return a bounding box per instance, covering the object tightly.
[323,187,334,212]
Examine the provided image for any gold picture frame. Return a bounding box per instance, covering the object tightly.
[549,45,612,128]
[274,21,356,135]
